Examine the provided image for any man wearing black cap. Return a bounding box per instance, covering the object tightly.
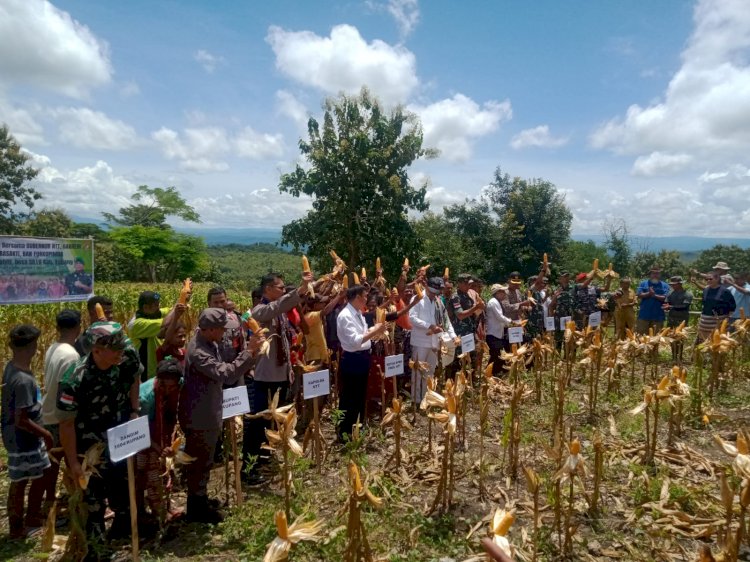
[128,291,183,380]
[64,257,92,296]
[179,308,259,524]
[57,321,143,546]
[408,277,457,402]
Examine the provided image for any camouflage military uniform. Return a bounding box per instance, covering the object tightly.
[574,284,601,328]
[526,288,546,339]
[56,327,142,543]
[553,285,576,346]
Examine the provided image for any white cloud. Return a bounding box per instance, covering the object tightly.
[188,189,314,228]
[194,49,225,73]
[0,99,45,146]
[410,94,511,161]
[510,125,568,150]
[51,108,138,150]
[120,81,140,98]
[31,157,136,216]
[275,90,309,128]
[234,127,285,159]
[152,127,231,172]
[387,0,420,38]
[591,0,750,169]
[152,125,285,172]
[266,24,418,105]
[631,152,693,176]
[0,0,111,98]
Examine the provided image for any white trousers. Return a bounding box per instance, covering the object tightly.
[411,345,438,404]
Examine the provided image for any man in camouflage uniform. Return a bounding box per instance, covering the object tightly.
[56,322,142,552]
[550,272,575,348]
[446,274,483,377]
[526,275,547,340]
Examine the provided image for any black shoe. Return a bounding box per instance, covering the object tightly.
[186,496,224,525]
[241,471,266,486]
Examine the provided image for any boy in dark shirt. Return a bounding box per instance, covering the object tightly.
[1,325,53,538]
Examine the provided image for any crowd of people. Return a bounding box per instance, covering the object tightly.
[1,256,749,559]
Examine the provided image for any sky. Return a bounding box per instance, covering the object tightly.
[1,0,749,237]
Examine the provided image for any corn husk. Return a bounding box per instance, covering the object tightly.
[263,510,325,562]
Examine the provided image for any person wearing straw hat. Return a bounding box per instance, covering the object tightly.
[486,284,513,375]
[690,261,731,290]
[664,276,693,362]
[696,271,736,343]
[636,266,670,334]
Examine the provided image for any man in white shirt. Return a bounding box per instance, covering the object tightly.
[40,309,81,515]
[408,277,457,403]
[486,284,513,376]
[336,284,386,441]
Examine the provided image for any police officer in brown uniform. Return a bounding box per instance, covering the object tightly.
[178,308,259,524]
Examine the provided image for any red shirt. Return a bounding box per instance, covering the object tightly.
[395,299,412,330]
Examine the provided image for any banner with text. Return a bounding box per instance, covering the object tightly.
[0,236,94,305]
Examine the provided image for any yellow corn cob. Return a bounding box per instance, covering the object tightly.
[415,283,423,299]
[543,252,548,267]
[94,303,106,321]
[343,275,349,289]
[593,258,599,271]
[493,510,514,536]
[391,287,399,297]
[570,439,581,455]
[246,316,261,333]
[330,250,341,262]
[178,278,191,306]
[608,262,613,272]
[376,257,381,270]
[444,267,449,279]
[353,272,360,285]
[738,432,749,455]
[275,511,289,540]
[657,375,670,391]
[301,255,311,273]
[403,257,409,267]
[361,267,366,279]
[376,308,386,323]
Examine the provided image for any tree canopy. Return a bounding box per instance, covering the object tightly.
[103,185,200,228]
[0,125,41,234]
[279,88,432,276]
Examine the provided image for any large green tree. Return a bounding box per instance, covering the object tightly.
[603,218,632,277]
[103,185,207,282]
[692,244,750,276]
[19,208,73,237]
[278,88,433,276]
[631,250,686,280]
[0,125,41,233]
[103,185,200,228]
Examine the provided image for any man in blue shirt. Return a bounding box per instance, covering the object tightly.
[728,272,750,322]
[636,266,670,334]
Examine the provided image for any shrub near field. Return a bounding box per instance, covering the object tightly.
[0,282,254,375]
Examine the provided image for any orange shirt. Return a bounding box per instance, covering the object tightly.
[395,299,412,330]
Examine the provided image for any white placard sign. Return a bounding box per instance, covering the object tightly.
[222,386,251,419]
[544,316,556,331]
[303,369,330,400]
[508,326,524,344]
[559,316,572,330]
[460,333,476,353]
[107,416,151,463]
[384,354,404,378]
[588,311,602,328]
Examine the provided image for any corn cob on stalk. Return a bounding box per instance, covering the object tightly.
[94,303,106,322]
[178,277,192,305]
[263,511,325,562]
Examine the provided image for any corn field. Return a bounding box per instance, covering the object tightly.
[1,282,750,561]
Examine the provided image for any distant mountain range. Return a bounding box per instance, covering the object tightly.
[571,234,750,252]
[72,216,750,252]
[180,228,750,253]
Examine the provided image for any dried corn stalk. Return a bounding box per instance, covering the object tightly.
[344,461,383,562]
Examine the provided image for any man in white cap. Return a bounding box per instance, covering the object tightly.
[408,277,458,403]
[486,284,513,375]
